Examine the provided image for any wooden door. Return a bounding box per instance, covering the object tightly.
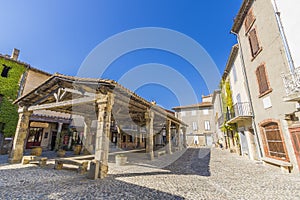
[289,127,300,171]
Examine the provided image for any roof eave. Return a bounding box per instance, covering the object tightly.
[222,44,239,80]
[231,0,254,34]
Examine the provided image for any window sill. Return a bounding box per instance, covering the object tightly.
[258,88,273,98]
[251,47,263,62]
[263,156,290,166]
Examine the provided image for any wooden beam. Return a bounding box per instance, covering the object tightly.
[28,96,98,111]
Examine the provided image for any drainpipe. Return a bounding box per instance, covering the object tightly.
[230,31,263,159]
[271,0,295,73]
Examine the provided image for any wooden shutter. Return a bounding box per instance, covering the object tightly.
[256,65,269,94]
[263,122,287,159]
[245,10,255,31]
[249,29,260,57]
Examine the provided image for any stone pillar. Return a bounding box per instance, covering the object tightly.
[117,129,122,149]
[9,108,32,164]
[145,110,154,160]
[166,120,172,154]
[182,127,187,148]
[54,122,63,151]
[83,117,93,154]
[134,131,138,148]
[93,93,114,179]
[136,125,141,148]
[176,124,182,150]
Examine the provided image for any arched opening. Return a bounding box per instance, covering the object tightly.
[260,121,288,161]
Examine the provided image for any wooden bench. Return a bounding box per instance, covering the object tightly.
[22,156,47,167]
[262,157,293,173]
[155,150,166,157]
[54,159,89,174]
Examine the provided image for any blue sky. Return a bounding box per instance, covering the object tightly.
[0,0,242,110]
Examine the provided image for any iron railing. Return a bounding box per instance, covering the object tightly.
[217,102,252,125]
[230,102,253,119]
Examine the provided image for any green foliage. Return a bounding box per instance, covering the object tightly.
[0,57,26,137]
[219,79,235,132]
[220,122,234,132]
[220,79,233,113]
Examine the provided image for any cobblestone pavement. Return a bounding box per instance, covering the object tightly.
[0,148,299,199]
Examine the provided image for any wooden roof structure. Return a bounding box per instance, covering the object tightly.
[14,73,187,129]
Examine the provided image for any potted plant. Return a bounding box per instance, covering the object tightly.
[57,148,66,157]
[115,154,127,166]
[73,144,82,155]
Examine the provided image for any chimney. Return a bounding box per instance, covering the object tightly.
[11,48,20,61]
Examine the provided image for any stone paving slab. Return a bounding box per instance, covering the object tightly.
[0,148,299,199]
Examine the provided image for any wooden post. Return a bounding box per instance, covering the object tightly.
[145,110,154,160]
[9,108,32,164]
[137,125,141,148]
[93,93,114,179]
[182,126,187,148]
[175,124,182,151]
[54,122,63,151]
[83,117,93,154]
[178,125,182,150]
[166,120,172,154]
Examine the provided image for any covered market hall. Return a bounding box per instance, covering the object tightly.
[9,74,187,179]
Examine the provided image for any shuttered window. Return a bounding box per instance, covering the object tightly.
[248,29,260,57]
[192,122,198,131]
[262,122,287,160]
[245,10,255,32]
[204,121,210,131]
[256,65,270,95]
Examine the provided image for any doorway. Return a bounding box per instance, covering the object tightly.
[51,131,57,151]
[289,127,300,171]
[26,127,43,149]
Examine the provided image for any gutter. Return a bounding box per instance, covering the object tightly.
[271,0,295,73]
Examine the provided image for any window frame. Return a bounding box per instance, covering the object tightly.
[259,120,289,161]
[204,121,211,131]
[248,28,262,59]
[192,122,198,131]
[1,64,11,78]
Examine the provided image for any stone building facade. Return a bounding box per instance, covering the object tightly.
[231,0,300,172]
[221,44,259,160]
[0,49,71,153]
[173,95,214,147]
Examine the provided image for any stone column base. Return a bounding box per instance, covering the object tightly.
[87,160,109,179]
[148,151,154,160]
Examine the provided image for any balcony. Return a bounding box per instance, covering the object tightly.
[281,67,300,102]
[227,102,253,124]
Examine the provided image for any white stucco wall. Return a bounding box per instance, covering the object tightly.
[273,0,300,68]
[229,50,250,105]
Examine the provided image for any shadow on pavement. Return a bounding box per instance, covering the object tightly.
[0,166,184,199]
[113,148,211,178]
[163,148,211,176]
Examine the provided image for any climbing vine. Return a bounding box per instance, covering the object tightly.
[219,79,235,132]
[0,57,26,137]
